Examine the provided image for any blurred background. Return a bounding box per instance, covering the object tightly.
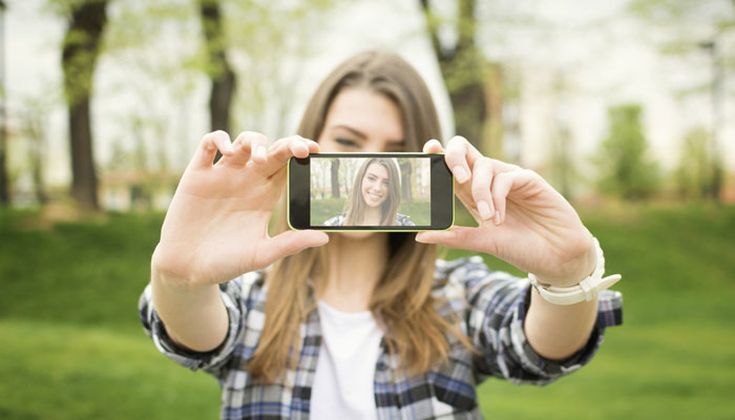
[0,0,733,419]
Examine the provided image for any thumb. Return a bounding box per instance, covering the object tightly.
[416,226,496,254]
[255,230,329,267]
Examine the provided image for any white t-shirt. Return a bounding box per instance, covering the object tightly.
[310,300,385,420]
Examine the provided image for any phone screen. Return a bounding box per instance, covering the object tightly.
[289,153,453,231]
[310,156,431,227]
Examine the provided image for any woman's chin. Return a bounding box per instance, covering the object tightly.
[365,200,384,208]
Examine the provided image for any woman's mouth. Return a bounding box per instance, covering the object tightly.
[368,191,383,201]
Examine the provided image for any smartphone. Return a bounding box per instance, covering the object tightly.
[288,153,454,231]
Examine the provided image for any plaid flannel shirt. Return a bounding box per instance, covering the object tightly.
[139,256,623,419]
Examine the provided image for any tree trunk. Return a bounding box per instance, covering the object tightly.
[420,0,489,153]
[1,0,10,206]
[330,159,340,198]
[199,0,236,133]
[400,159,412,201]
[26,111,48,205]
[62,0,109,210]
[0,135,7,206]
[0,113,8,206]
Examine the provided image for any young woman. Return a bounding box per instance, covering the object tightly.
[323,157,415,226]
[139,51,623,419]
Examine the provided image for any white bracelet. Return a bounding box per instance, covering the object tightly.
[528,237,622,305]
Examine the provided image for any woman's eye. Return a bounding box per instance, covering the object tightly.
[335,138,357,148]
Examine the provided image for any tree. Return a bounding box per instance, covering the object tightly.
[199,0,235,133]
[420,0,488,152]
[60,0,110,210]
[595,104,659,200]
[330,159,340,198]
[226,0,340,138]
[675,126,715,199]
[550,124,574,200]
[0,0,8,206]
[20,95,54,206]
[547,72,578,200]
[629,0,735,201]
[400,159,412,201]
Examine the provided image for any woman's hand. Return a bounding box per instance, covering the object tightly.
[416,137,596,287]
[151,131,329,288]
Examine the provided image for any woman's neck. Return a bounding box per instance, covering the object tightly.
[318,233,388,312]
[362,206,382,225]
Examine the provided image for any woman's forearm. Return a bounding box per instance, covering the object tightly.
[524,288,598,360]
[151,269,229,353]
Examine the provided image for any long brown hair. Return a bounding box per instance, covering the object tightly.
[248,51,473,383]
[344,158,401,225]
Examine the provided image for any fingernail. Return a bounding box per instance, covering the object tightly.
[255,145,266,160]
[453,166,469,183]
[494,213,501,225]
[477,200,491,220]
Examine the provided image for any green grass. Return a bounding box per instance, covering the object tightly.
[1,204,734,419]
[310,197,346,225]
[397,200,430,225]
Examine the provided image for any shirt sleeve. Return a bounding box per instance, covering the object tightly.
[445,256,623,386]
[138,277,246,379]
[323,215,345,226]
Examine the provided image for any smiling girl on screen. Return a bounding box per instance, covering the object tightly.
[323,157,415,227]
[139,51,623,419]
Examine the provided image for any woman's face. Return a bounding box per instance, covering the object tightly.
[317,87,404,238]
[361,163,390,208]
[317,87,404,153]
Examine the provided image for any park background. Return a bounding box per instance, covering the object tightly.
[1,0,734,419]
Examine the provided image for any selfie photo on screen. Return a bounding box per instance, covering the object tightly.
[309,157,431,227]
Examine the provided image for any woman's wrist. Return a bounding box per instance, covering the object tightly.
[150,242,215,291]
[532,243,597,288]
[530,237,622,306]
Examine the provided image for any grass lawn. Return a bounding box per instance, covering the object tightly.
[1,204,734,419]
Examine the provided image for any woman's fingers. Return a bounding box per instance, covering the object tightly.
[470,157,496,222]
[416,226,497,255]
[190,131,234,169]
[422,139,444,154]
[444,136,482,184]
[251,135,318,177]
[244,131,270,165]
[187,130,321,181]
[490,169,539,224]
[216,131,264,167]
[253,229,329,268]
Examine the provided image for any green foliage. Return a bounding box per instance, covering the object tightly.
[57,0,110,107]
[223,0,341,135]
[1,205,735,418]
[674,126,716,199]
[594,104,660,200]
[628,0,735,95]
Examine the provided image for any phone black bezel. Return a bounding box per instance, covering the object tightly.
[288,153,454,231]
